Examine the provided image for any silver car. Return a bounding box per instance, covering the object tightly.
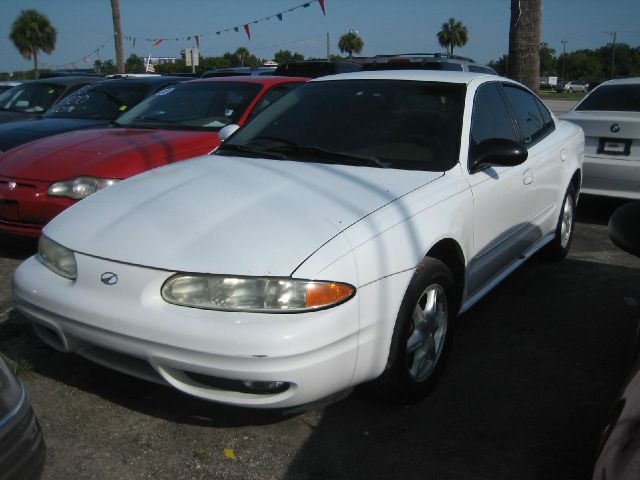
[562,77,640,199]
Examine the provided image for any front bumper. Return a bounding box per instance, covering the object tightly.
[13,254,361,408]
[0,176,74,237]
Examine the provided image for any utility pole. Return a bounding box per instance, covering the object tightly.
[110,0,125,73]
[326,32,330,60]
[560,40,567,81]
[604,31,617,78]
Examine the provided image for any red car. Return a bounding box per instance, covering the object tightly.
[0,76,307,237]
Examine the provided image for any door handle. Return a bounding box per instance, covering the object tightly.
[523,168,534,185]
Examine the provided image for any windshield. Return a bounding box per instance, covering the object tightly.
[0,82,65,112]
[219,80,465,171]
[576,84,640,112]
[44,83,151,120]
[116,81,262,130]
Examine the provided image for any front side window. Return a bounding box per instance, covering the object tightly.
[576,84,640,112]
[117,81,262,130]
[219,80,466,171]
[469,82,517,166]
[502,85,548,145]
[0,83,65,112]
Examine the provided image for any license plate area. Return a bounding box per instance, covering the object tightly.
[598,137,631,156]
[0,199,19,221]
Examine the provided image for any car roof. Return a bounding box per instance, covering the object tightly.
[186,75,309,86]
[310,69,491,85]
[598,77,640,86]
[95,75,187,86]
[30,76,103,86]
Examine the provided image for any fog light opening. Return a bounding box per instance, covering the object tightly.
[241,380,288,394]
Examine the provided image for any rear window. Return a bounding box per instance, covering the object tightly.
[0,83,65,112]
[576,84,640,112]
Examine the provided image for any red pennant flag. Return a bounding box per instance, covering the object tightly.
[195,35,200,49]
[153,39,162,46]
[82,57,88,63]
[318,0,326,15]
[243,24,251,40]
[71,63,77,69]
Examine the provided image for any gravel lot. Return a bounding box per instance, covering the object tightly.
[1,100,638,480]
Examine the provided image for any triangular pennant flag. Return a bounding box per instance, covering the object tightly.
[82,57,88,63]
[133,38,136,49]
[303,2,310,7]
[234,26,239,32]
[277,13,283,21]
[195,35,200,49]
[216,31,221,35]
[153,39,162,46]
[318,0,326,15]
[243,24,251,40]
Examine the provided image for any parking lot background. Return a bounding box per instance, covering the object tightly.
[1,99,639,480]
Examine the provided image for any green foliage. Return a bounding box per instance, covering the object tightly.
[338,31,364,59]
[274,50,305,64]
[539,42,556,76]
[9,9,57,75]
[490,41,640,82]
[437,18,468,55]
[125,53,144,73]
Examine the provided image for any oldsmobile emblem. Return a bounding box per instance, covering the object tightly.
[100,272,118,286]
[610,123,620,133]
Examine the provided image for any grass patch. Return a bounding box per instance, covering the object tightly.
[539,91,586,100]
[6,356,33,377]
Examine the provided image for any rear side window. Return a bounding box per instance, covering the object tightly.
[576,84,640,112]
[502,85,549,146]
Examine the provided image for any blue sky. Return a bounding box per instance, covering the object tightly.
[1,0,639,72]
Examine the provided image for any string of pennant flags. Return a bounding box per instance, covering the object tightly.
[41,40,111,70]
[126,0,326,48]
[41,0,326,70]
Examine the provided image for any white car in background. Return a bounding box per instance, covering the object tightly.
[562,77,640,199]
[12,71,584,409]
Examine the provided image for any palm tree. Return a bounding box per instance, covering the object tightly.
[338,31,364,59]
[508,0,541,93]
[437,18,468,55]
[9,9,57,77]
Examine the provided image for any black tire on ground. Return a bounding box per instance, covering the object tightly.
[545,184,577,261]
[366,257,457,404]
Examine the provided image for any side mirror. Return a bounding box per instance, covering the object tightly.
[469,138,528,174]
[218,124,239,143]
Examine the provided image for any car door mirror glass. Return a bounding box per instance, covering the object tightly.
[470,138,528,173]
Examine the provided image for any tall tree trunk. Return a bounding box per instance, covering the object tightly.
[110,0,125,73]
[33,49,39,78]
[508,0,541,94]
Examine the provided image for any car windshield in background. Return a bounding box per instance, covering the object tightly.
[220,80,465,171]
[45,83,151,120]
[0,83,65,112]
[116,82,262,130]
[576,84,640,112]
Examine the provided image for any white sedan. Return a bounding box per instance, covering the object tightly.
[12,71,584,408]
[562,77,640,199]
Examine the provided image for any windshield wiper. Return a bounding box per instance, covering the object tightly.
[217,143,288,160]
[264,145,389,168]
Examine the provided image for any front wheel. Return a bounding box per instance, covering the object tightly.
[545,184,576,261]
[367,258,457,404]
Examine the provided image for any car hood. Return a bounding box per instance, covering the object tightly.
[0,118,105,152]
[0,127,218,181]
[561,110,640,138]
[46,155,443,276]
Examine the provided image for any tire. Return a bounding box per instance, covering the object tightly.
[545,184,576,261]
[367,258,457,404]
[568,88,574,93]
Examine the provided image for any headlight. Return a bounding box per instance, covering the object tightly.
[161,275,355,313]
[38,235,77,279]
[47,176,119,200]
